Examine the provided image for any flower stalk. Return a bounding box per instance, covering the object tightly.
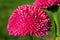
[52,13,59,40]
[29,35,33,40]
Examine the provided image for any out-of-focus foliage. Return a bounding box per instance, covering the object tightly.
[0,0,60,40]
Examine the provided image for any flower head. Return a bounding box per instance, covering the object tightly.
[33,0,58,8]
[7,5,51,37]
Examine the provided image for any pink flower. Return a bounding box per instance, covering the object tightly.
[57,0,60,6]
[7,5,51,37]
[33,0,58,8]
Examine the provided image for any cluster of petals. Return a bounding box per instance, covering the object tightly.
[33,0,60,8]
[7,5,51,37]
[57,0,60,6]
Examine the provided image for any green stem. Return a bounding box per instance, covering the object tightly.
[52,13,59,40]
[30,36,33,40]
[28,35,33,40]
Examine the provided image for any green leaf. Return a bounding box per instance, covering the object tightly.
[57,7,60,40]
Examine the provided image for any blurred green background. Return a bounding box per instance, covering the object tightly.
[0,0,60,40]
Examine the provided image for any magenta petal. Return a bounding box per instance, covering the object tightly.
[33,0,58,8]
[57,0,60,6]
